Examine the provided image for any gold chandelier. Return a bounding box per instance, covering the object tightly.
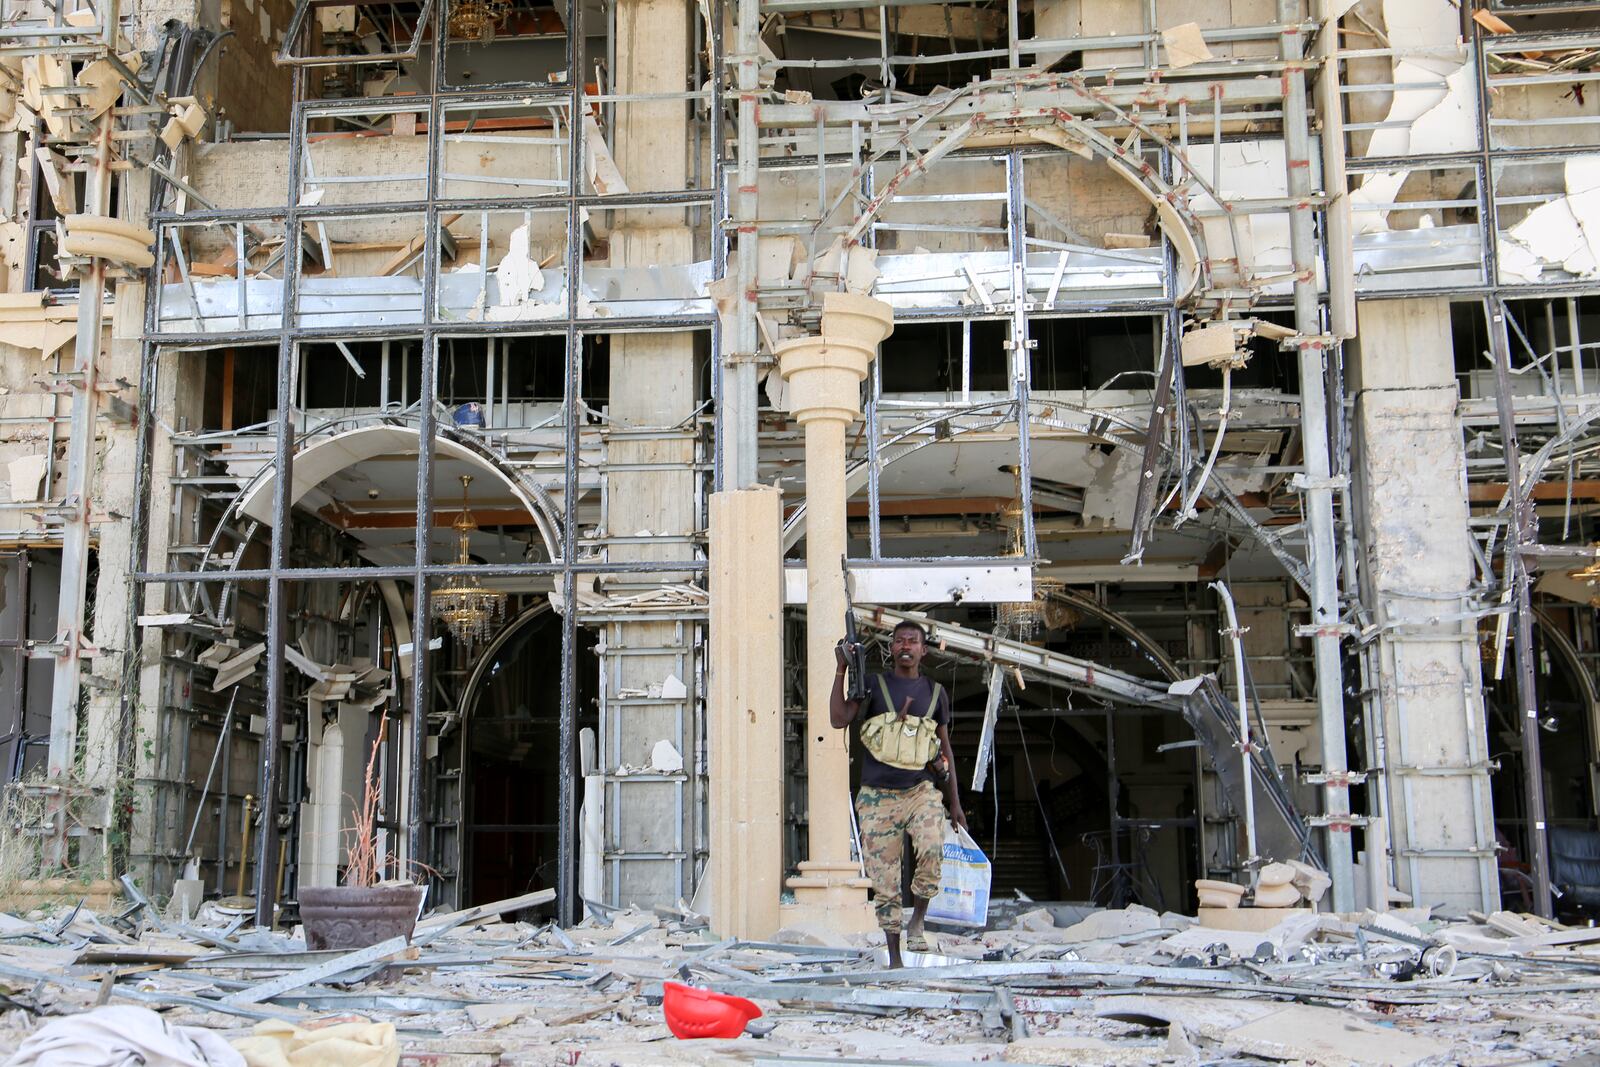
[432,475,507,646]
[1560,545,1600,609]
[447,0,509,42]
[994,470,1064,640]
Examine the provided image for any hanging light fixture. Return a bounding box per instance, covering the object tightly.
[447,0,509,42]
[994,467,1062,641]
[432,474,507,646]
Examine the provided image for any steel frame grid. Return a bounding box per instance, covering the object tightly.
[126,0,722,927]
[732,0,1360,901]
[113,0,1600,924]
[1317,4,1600,916]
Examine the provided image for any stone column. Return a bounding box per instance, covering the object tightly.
[776,292,891,933]
[707,485,784,939]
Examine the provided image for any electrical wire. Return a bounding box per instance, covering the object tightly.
[1176,367,1232,525]
[1009,696,1073,892]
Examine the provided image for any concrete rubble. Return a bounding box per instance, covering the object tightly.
[3,892,1600,1066]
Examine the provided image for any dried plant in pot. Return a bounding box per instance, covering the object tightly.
[299,716,427,951]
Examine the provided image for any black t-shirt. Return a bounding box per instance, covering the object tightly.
[857,672,950,790]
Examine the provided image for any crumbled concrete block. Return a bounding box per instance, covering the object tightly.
[774,923,854,949]
[1054,905,1163,943]
[1003,1036,1163,1065]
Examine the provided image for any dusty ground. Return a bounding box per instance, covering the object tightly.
[4,901,1600,1065]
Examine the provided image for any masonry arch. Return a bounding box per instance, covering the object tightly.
[232,422,564,564]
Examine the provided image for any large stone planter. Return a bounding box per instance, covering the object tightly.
[298,884,426,951]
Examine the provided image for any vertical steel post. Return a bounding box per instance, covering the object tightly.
[709,0,727,495]
[1486,298,1553,918]
[406,0,448,876]
[255,64,307,927]
[1006,151,1035,557]
[45,108,116,866]
[555,0,586,928]
[1279,1,1354,910]
[1315,0,1355,341]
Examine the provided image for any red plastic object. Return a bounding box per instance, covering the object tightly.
[662,980,763,1039]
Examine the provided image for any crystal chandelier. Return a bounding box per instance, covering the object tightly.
[432,475,507,646]
[447,0,510,42]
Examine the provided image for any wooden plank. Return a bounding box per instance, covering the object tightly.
[416,888,555,933]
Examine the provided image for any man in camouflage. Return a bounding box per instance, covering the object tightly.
[832,620,965,967]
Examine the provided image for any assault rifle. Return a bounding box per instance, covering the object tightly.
[837,555,869,703]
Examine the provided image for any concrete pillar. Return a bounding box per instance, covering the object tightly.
[776,293,891,933]
[79,283,146,878]
[707,486,784,939]
[1352,298,1499,912]
[599,0,702,910]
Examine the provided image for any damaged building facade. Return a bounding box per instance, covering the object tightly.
[0,0,1593,936]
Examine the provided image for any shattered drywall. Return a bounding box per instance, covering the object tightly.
[1501,155,1600,281]
[1347,1,1477,237]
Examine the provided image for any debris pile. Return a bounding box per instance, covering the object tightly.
[2,888,1600,1065]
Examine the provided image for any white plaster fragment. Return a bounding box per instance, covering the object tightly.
[660,674,687,699]
[582,113,629,197]
[1497,239,1543,283]
[1407,65,1479,158]
[492,224,545,308]
[1364,60,1450,160]
[1349,172,1407,235]
[1181,140,1292,278]
[1509,198,1590,274]
[650,740,684,774]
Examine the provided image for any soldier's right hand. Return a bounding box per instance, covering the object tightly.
[835,640,858,668]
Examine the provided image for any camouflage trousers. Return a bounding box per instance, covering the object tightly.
[856,780,945,933]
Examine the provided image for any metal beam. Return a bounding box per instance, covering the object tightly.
[1486,298,1554,918]
[1279,0,1354,912]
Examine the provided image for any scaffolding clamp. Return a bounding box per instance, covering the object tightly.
[1293,621,1356,638]
[1303,770,1367,787]
[1306,813,1368,831]
[1287,472,1348,492]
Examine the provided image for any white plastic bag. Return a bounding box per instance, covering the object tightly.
[926,824,990,927]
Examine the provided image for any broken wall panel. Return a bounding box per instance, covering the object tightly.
[436,209,570,324]
[1344,162,1485,292]
[1495,156,1600,287]
[437,99,571,202]
[155,217,288,336]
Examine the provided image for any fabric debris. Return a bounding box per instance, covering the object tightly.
[231,1020,398,1067]
[5,1005,246,1067]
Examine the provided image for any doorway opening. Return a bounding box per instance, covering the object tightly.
[455,605,596,909]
